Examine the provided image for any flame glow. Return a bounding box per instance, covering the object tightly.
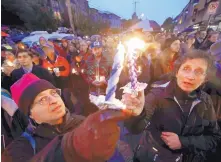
[125,38,146,52]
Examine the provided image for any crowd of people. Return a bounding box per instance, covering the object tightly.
[1,27,221,162]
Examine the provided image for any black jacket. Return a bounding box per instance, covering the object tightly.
[11,65,56,86]
[2,111,85,162]
[125,79,221,162]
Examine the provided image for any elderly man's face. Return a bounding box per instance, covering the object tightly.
[30,89,66,125]
[176,58,208,93]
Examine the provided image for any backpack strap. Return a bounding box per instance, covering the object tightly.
[22,131,36,155]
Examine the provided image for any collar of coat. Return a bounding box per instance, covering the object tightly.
[27,109,85,139]
[151,79,203,101]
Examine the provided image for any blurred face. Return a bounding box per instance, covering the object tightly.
[43,47,55,57]
[170,40,181,53]
[32,55,40,64]
[76,43,80,50]
[62,41,68,48]
[92,47,102,57]
[200,31,206,39]
[30,89,66,125]
[80,43,88,53]
[39,37,47,46]
[17,52,33,67]
[187,37,195,46]
[209,34,219,43]
[176,58,207,93]
[69,44,77,53]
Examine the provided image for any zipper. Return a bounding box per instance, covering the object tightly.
[173,96,201,118]
[173,96,184,112]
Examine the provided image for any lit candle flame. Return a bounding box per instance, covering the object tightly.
[72,68,77,74]
[138,66,142,73]
[48,67,52,71]
[126,37,146,52]
[95,75,100,81]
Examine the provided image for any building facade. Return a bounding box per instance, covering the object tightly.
[174,0,221,32]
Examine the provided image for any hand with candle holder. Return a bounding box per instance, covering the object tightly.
[2,60,16,76]
[47,67,53,74]
[53,68,60,77]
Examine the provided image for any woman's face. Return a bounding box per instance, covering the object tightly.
[170,40,181,53]
[39,37,47,46]
[176,58,208,93]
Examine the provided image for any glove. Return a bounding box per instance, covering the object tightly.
[1,95,18,116]
[73,109,121,161]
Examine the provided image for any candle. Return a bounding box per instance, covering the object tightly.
[81,69,84,73]
[95,75,100,81]
[128,51,138,92]
[126,38,145,96]
[137,66,142,73]
[105,42,125,101]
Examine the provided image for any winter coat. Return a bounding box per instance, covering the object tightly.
[53,43,67,58]
[42,55,70,77]
[199,40,214,51]
[1,74,14,92]
[82,55,111,96]
[125,79,221,162]
[11,65,56,86]
[2,111,85,162]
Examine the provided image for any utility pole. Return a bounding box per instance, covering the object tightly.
[66,0,75,32]
[133,0,139,13]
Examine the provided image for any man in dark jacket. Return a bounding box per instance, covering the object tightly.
[123,50,221,162]
[11,49,56,86]
[2,73,123,162]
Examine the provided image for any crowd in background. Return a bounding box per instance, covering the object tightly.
[1,27,221,162]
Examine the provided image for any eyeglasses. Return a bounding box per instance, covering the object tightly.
[33,89,61,105]
[181,67,206,77]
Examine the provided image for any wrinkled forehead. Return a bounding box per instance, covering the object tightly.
[181,58,208,71]
[34,89,53,100]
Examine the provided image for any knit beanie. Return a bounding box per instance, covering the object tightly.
[10,73,56,115]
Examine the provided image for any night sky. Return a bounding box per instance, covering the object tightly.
[88,0,189,25]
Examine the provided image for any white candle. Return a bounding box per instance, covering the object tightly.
[105,42,125,101]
